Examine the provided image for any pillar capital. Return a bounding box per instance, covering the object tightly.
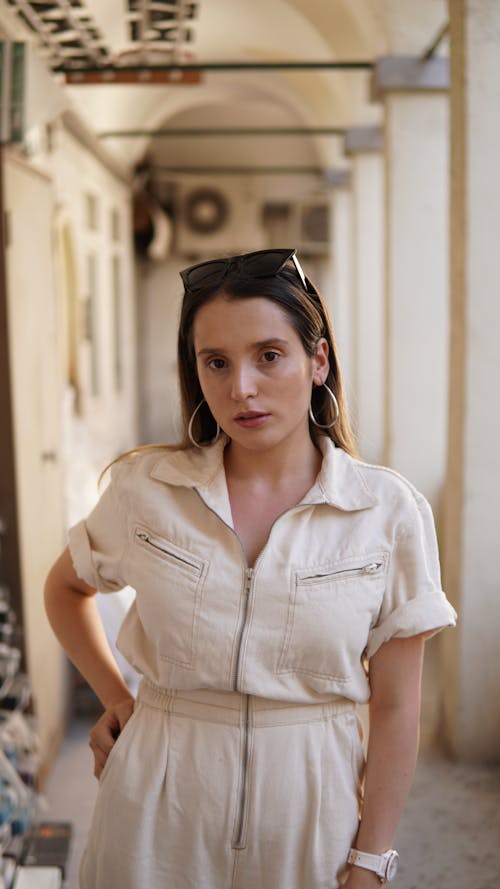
[371,55,449,99]
[344,126,382,155]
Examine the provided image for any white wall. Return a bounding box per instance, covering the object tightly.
[51,124,141,700]
[52,123,138,479]
[4,115,140,772]
[4,155,68,776]
[138,258,184,445]
[384,92,449,510]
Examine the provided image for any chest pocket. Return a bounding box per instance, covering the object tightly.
[277,553,387,682]
[133,526,208,668]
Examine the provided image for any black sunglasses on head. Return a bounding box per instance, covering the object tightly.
[179,248,309,294]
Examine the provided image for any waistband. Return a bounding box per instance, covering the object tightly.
[137,679,355,727]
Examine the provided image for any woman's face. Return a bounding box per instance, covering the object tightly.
[192,295,329,454]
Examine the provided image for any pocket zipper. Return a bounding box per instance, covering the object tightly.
[301,560,383,583]
[135,530,201,572]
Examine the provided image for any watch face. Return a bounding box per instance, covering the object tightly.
[386,851,399,880]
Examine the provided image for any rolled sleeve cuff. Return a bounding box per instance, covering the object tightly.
[68,520,124,593]
[366,592,457,659]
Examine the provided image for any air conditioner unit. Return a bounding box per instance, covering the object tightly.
[174,180,266,257]
[295,201,331,256]
[261,200,332,257]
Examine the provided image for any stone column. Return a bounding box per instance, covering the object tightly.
[327,171,356,415]
[442,0,500,760]
[373,57,449,510]
[345,127,385,464]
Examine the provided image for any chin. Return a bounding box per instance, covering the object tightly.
[228,425,272,445]
[230,425,299,452]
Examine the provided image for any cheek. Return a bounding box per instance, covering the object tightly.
[276,359,314,391]
[270,368,314,415]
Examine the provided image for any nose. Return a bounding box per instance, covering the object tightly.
[230,362,258,401]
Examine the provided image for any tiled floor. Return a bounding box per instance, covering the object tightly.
[43,718,500,889]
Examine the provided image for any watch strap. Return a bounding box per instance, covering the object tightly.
[347,847,401,882]
[348,848,386,875]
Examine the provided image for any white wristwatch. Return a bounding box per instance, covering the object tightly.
[347,848,399,883]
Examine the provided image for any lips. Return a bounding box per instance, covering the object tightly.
[233,410,271,428]
[234,411,268,420]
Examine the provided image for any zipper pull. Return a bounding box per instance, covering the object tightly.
[244,568,253,594]
[364,561,383,574]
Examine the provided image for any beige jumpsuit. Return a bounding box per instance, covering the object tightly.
[68,437,456,889]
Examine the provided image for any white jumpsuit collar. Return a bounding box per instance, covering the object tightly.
[149,435,378,515]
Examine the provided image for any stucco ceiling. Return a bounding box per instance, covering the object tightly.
[1,0,448,171]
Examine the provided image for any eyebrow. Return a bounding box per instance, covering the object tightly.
[196,338,289,356]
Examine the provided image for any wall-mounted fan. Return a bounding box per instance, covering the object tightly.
[183,187,229,234]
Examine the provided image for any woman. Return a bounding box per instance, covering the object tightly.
[44,248,456,889]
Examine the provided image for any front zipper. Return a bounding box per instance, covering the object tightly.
[233,693,251,849]
[233,568,254,689]
[135,529,201,572]
[192,489,325,852]
[232,568,254,849]
[300,559,383,584]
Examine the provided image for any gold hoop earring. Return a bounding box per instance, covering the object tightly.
[309,383,339,429]
[188,399,221,448]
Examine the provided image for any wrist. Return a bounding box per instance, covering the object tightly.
[347,848,399,884]
[345,868,383,888]
[102,689,135,709]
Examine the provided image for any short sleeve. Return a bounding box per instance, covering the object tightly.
[366,489,457,658]
[67,461,130,593]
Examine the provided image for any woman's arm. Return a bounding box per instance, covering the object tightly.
[342,634,426,888]
[44,547,135,776]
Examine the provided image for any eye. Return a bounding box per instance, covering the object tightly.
[207,357,226,370]
[261,350,280,363]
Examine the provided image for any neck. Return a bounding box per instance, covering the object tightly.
[224,429,322,488]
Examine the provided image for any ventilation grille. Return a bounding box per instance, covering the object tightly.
[300,203,329,246]
[262,200,331,256]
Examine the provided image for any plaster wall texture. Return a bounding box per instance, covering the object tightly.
[444,0,500,760]
[350,151,385,465]
[330,187,354,410]
[384,91,450,512]
[137,258,184,446]
[52,124,138,473]
[3,114,139,771]
[4,156,68,773]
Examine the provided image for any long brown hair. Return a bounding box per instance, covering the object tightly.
[101,256,357,482]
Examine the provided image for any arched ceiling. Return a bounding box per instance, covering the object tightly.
[1,0,448,172]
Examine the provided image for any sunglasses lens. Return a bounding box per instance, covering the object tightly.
[183,260,228,290]
[239,249,292,277]
[180,249,301,293]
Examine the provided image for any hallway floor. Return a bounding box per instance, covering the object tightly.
[43,718,500,889]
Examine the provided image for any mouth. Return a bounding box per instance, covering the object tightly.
[235,411,267,420]
[234,410,270,427]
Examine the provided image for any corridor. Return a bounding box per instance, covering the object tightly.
[1,0,500,887]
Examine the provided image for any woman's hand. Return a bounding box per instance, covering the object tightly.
[88,696,135,779]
